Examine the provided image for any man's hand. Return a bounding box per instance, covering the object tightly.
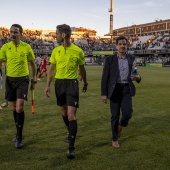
[44,86,51,98]
[131,75,140,81]
[82,83,88,93]
[30,79,37,90]
[101,96,108,104]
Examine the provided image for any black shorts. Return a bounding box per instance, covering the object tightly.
[5,76,29,101]
[55,79,79,108]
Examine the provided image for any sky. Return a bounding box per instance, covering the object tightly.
[0,0,169,36]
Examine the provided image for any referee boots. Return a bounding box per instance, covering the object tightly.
[67,147,75,159]
[15,137,23,149]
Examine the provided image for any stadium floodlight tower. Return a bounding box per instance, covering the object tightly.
[108,0,114,36]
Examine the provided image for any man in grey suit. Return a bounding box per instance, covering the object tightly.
[101,36,141,148]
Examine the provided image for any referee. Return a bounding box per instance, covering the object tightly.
[0,24,37,148]
[44,24,88,159]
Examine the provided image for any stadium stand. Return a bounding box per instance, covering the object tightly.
[0,26,170,66]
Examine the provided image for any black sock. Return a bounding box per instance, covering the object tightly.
[17,111,25,140]
[62,115,69,131]
[69,120,77,149]
[13,110,18,135]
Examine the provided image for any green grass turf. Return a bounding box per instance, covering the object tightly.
[0,66,170,170]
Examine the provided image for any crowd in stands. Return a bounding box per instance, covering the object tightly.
[128,32,170,50]
[128,35,154,50]
[73,37,116,54]
[0,27,115,53]
[163,37,170,48]
[1,27,170,57]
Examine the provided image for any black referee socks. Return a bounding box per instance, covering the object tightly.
[69,120,77,148]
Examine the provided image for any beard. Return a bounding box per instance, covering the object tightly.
[10,36,16,40]
[57,38,64,44]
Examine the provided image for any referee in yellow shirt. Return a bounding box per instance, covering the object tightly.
[0,24,37,148]
[44,24,88,159]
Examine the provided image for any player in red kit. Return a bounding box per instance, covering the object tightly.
[37,56,47,81]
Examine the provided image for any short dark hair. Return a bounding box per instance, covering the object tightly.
[116,36,128,45]
[56,24,71,38]
[11,24,23,34]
